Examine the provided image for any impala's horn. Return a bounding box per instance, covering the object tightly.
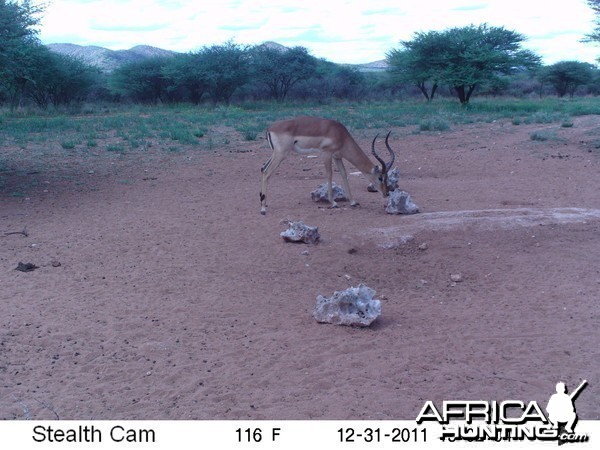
[371,133,387,174]
[384,131,395,171]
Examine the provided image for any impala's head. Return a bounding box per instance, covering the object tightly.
[370,166,388,197]
[371,131,396,197]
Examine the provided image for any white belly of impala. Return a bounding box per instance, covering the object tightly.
[293,144,321,154]
[293,136,333,154]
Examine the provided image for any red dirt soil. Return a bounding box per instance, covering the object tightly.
[1,116,599,420]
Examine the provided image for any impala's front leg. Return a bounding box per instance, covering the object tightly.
[323,153,338,209]
[334,157,359,207]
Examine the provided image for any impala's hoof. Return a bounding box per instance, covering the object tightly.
[350,201,360,208]
[260,210,266,215]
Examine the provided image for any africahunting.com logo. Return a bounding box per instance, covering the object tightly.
[416,380,589,444]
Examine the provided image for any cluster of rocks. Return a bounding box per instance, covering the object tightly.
[309,172,419,215]
[278,172,421,327]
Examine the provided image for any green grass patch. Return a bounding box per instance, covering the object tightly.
[1,98,599,160]
[237,122,265,141]
[522,112,566,124]
[418,116,451,132]
[530,129,560,141]
[106,144,126,152]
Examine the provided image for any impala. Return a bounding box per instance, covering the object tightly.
[260,116,396,215]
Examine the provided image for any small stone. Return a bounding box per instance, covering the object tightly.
[418,242,429,251]
[51,260,61,267]
[15,262,39,272]
[450,273,463,282]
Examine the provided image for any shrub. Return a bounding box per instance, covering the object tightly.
[418,117,450,132]
[530,130,559,141]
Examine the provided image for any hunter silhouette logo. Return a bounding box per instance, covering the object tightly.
[416,379,590,443]
[546,380,588,443]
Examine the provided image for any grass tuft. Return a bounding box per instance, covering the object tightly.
[530,130,560,141]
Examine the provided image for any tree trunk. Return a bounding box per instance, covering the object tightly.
[431,83,438,101]
[454,85,467,103]
[417,82,430,101]
[455,84,477,104]
[465,84,477,103]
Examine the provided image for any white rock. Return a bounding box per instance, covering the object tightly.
[311,182,348,203]
[313,284,381,327]
[385,190,420,215]
[280,221,320,244]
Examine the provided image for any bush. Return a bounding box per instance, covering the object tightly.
[419,117,450,132]
[530,130,559,141]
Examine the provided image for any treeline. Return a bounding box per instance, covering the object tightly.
[1,1,599,110]
[3,40,599,110]
[107,42,377,105]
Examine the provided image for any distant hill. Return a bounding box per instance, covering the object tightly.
[259,41,290,52]
[256,41,389,72]
[354,59,389,72]
[47,43,178,72]
[47,42,388,73]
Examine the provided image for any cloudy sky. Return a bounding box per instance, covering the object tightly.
[35,0,598,65]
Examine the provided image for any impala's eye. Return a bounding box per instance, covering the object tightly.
[378,176,383,182]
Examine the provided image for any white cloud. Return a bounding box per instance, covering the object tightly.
[35,0,598,64]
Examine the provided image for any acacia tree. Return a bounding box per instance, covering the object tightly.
[195,41,249,104]
[388,24,541,104]
[250,45,317,101]
[386,31,446,101]
[540,61,596,97]
[45,53,97,106]
[0,0,45,108]
[111,57,173,103]
[161,53,208,104]
[583,0,600,44]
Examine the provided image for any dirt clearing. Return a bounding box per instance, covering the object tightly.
[1,116,599,420]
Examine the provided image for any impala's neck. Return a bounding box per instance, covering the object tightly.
[345,139,377,176]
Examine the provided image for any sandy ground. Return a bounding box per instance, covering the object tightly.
[1,116,599,420]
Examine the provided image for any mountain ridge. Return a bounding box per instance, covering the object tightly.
[47,42,388,73]
[47,43,178,72]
